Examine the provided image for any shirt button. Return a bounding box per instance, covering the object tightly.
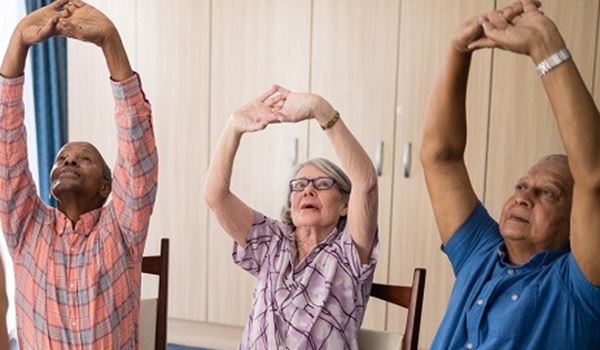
[507,268,514,275]
[70,283,75,290]
[466,343,474,349]
[476,299,484,306]
[511,294,519,301]
[71,321,76,327]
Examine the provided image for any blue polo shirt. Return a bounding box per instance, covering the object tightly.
[431,203,600,350]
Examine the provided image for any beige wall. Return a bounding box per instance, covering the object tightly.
[68,1,600,348]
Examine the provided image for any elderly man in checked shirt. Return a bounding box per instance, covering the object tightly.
[0,1,157,349]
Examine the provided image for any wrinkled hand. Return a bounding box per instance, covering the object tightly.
[271,85,335,125]
[16,0,70,47]
[229,86,285,133]
[56,0,117,47]
[452,0,539,53]
[469,0,564,61]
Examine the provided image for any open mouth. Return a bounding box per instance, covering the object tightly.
[300,204,319,210]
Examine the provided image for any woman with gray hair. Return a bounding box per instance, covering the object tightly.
[204,85,379,350]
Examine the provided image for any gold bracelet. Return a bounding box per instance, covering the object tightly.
[320,111,340,130]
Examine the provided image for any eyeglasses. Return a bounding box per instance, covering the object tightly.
[289,177,336,192]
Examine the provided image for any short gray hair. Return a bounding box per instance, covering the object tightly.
[280,157,351,228]
[537,154,568,166]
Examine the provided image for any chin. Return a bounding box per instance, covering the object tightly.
[499,224,528,241]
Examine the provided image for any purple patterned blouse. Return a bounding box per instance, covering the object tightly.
[233,210,378,350]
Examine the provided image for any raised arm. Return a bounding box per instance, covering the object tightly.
[0,0,70,248]
[58,1,157,255]
[204,88,283,246]
[479,0,600,286]
[421,2,529,245]
[272,87,378,264]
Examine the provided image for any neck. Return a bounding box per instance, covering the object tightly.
[56,194,101,227]
[504,236,570,266]
[504,243,534,266]
[295,224,336,261]
[503,240,552,266]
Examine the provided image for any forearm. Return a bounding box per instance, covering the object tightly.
[0,30,28,78]
[205,122,242,205]
[541,61,600,185]
[322,117,377,192]
[421,47,472,165]
[101,29,133,82]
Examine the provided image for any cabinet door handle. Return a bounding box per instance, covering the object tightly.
[403,142,412,178]
[291,138,298,166]
[374,141,384,177]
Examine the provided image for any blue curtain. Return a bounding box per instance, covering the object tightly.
[25,0,68,206]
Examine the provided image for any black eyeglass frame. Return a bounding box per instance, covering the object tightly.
[289,177,337,192]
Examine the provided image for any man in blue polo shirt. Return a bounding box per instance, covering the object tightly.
[420,0,600,349]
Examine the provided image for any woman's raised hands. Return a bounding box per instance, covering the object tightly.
[229,86,286,133]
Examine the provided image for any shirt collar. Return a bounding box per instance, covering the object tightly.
[54,208,102,236]
[497,243,567,270]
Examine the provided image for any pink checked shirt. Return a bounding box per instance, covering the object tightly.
[234,211,378,350]
[0,74,158,349]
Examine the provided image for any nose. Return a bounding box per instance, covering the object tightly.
[302,182,317,197]
[63,156,78,166]
[514,189,533,208]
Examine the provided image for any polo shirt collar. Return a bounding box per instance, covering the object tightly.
[54,208,102,236]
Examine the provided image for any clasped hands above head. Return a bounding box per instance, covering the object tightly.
[18,0,117,48]
[451,0,565,63]
[228,84,336,134]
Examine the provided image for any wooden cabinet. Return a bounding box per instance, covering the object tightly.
[136,0,211,321]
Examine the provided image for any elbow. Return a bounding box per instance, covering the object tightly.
[353,175,378,200]
[203,185,221,211]
[420,138,464,168]
[573,166,600,194]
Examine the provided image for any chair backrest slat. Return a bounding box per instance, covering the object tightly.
[141,238,169,350]
[369,268,426,350]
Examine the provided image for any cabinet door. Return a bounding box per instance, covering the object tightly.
[309,0,401,330]
[389,1,494,348]
[136,0,211,321]
[208,0,312,325]
[68,0,137,166]
[485,0,599,218]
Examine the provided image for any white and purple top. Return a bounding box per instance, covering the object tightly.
[233,210,378,350]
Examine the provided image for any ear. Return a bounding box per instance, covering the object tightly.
[339,200,349,217]
[99,181,111,198]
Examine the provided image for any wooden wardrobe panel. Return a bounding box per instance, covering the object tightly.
[136,0,211,321]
